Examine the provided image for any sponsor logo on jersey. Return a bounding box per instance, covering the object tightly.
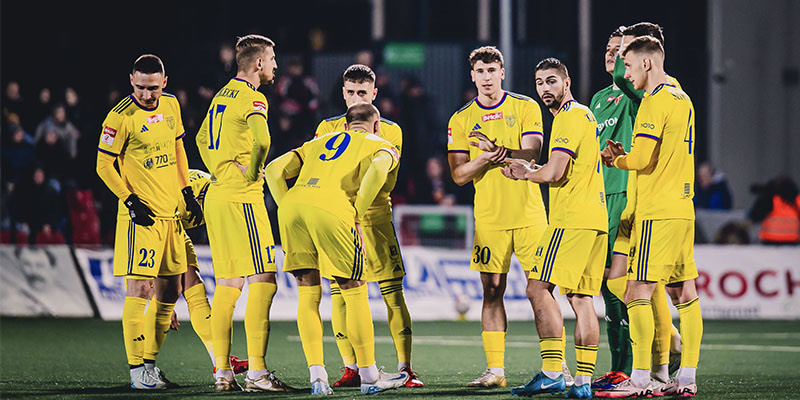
[472,123,482,131]
[146,114,164,124]
[553,137,569,144]
[101,126,117,145]
[252,101,267,112]
[140,125,149,132]
[505,113,516,127]
[447,128,453,144]
[640,122,655,129]
[482,112,503,122]
[598,117,618,131]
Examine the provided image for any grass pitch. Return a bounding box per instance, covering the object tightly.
[2,318,799,399]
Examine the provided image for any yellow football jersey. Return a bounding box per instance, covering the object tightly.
[196,78,269,203]
[629,83,695,220]
[447,91,547,230]
[315,115,402,224]
[98,93,185,219]
[283,130,400,223]
[179,169,211,229]
[547,100,607,231]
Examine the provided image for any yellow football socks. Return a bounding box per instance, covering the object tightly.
[380,280,413,364]
[184,283,214,357]
[575,344,599,377]
[245,282,277,372]
[676,297,702,368]
[297,285,325,367]
[330,281,357,366]
[143,298,176,361]
[122,296,148,366]
[341,284,375,368]
[651,283,672,366]
[627,299,654,370]
[482,331,506,369]
[540,337,563,372]
[211,285,241,371]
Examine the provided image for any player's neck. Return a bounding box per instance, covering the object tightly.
[235,72,260,89]
[551,94,574,116]
[477,89,505,108]
[645,70,668,94]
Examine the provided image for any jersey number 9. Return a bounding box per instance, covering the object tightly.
[319,132,351,161]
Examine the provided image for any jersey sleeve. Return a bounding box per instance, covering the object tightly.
[314,120,329,138]
[97,111,130,157]
[385,123,403,156]
[374,140,401,171]
[550,112,582,158]
[632,98,665,141]
[172,98,186,140]
[446,113,469,153]
[520,100,544,139]
[245,92,268,121]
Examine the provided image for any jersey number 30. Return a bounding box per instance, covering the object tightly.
[319,132,351,161]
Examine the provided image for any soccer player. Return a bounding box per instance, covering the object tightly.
[503,58,607,399]
[314,64,422,388]
[96,54,203,389]
[595,36,702,398]
[265,103,409,395]
[447,46,550,388]
[196,35,293,392]
[596,22,684,389]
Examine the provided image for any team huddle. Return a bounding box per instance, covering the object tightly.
[97,22,702,398]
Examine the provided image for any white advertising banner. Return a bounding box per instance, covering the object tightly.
[73,244,800,321]
[0,245,93,317]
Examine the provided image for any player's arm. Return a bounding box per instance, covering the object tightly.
[613,53,644,102]
[355,150,395,218]
[175,138,203,225]
[264,150,303,206]
[96,152,131,200]
[196,115,212,170]
[244,113,271,182]
[606,135,658,170]
[503,151,571,184]
[448,149,506,186]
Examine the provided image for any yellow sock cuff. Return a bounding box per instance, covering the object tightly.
[651,285,672,364]
[212,285,241,370]
[122,296,148,366]
[379,280,404,297]
[341,284,375,368]
[676,297,702,368]
[330,281,342,296]
[298,284,323,300]
[540,337,563,372]
[184,283,207,304]
[607,276,627,302]
[381,280,412,364]
[330,285,356,366]
[575,345,598,376]
[245,282,276,372]
[627,298,655,370]
[561,326,567,356]
[297,285,324,367]
[341,283,368,299]
[482,331,506,368]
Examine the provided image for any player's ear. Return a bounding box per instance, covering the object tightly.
[470,69,476,83]
[129,74,134,86]
[162,75,168,89]
[373,87,378,100]
[374,119,380,134]
[500,67,505,80]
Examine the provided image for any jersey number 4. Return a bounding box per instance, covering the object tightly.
[684,109,693,154]
[207,104,227,150]
[319,132,351,161]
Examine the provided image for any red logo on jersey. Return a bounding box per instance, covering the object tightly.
[252,101,267,112]
[146,114,164,124]
[607,95,622,104]
[103,126,117,137]
[482,112,503,122]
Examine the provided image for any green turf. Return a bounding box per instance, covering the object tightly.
[2,318,799,399]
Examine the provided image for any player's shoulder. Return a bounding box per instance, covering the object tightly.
[379,116,399,127]
[506,91,536,103]
[324,113,346,123]
[108,95,136,116]
[453,98,477,116]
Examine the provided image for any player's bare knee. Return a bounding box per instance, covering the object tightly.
[126,278,153,299]
[249,271,277,284]
[336,277,365,290]
[292,269,320,286]
[183,266,203,290]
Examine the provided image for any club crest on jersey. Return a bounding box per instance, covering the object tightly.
[166,116,175,129]
[146,114,164,124]
[482,112,503,122]
[101,126,117,145]
[143,158,154,170]
[252,101,267,112]
[606,95,622,105]
[505,113,516,127]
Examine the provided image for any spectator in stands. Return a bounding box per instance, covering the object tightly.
[3,81,25,131]
[34,104,80,159]
[199,42,237,101]
[749,175,800,244]
[31,88,52,128]
[12,166,66,244]
[34,128,69,181]
[714,221,750,245]
[64,87,82,128]
[275,56,320,151]
[695,161,732,209]
[2,124,36,187]
[416,156,456,205]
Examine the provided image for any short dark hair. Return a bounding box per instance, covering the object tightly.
[609,25,625,41]
[132,54,165,75]
[345,102,379,125]
[235,34,275,68]
[469,46,504,68]
[621,36,664,58]
[623,22,664,46]
[343,64,375,84]
[535,57,569,79]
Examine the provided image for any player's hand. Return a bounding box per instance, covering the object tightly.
[182,186,203,226]
[234,161,248,176]
[602,139,626,167]
[468,131,499,152]
[258,165,267,181]
[170,310,180,331]
[503,161,532,180]
[124,194,156,226]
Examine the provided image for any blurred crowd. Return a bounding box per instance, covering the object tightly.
[1,48,473,246]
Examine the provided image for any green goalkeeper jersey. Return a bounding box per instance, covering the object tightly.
[590,56,641,195]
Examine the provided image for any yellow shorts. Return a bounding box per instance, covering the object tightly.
[113,217,187,278]
[529,227,607,296]
[204,197,277,279]
[279,204,364,280]
[470,224,547,273]
[184,231,198,270]
[613,216,632,256]
[321,221,404,282]
[628,219,698,284]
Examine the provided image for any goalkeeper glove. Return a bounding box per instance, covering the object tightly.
[124,194,155,226]
[182,186,203,227]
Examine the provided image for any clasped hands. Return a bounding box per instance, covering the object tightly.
[468,130,537,181]
[600,139,626,168]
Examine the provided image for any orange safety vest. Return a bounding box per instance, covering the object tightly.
[759,195,800,243]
